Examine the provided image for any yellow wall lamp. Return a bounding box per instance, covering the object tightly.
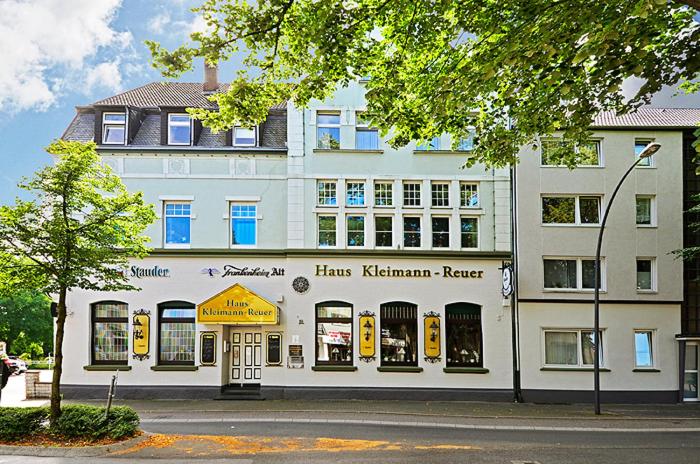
[358,311,376,362]
[423,311,441,363]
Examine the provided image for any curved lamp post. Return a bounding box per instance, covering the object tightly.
[593,141,661,415]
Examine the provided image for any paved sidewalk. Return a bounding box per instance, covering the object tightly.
[0,372,50,407]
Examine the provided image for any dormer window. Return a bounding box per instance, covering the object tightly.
[168,114,191,145]
[102,113,126,144]
[233,127,257,147]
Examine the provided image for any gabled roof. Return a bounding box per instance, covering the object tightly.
[592,108,700,129]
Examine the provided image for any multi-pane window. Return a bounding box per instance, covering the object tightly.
[446,303,482,368]
[544,329,603,367]
[460,183,479,207]
[168,114,191,145]
[317,112,341,149]
[380,302,418,366]
[458,128,476,151]
[347,215,365,247]
[417,136,441,151]
[460,217,479,248]
[233,127,256,146]
[231,204,257,246]
[635,140,654,167]
[403,181,422,207]
[374,181,393,206]
[315,302,353,365]
[91,302,128,365]
[431,182,450,207]
[542,195,600,225]
[636,196,654,225]
[541,139,601,166]
[355,112,379,150]
[375,216,393,247]
[431,216,450,248]
[317,180,338,206]
[346,181,366,206]
[164,202,191,245]
[637,258,654,291]
[158,302,195,365]
[403,216,421,248]
[634,330,654,368]
[543,258,599,290]
[102,113,126,144]
[318,215,337,247]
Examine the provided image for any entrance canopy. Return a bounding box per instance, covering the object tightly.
[197,283,278,325]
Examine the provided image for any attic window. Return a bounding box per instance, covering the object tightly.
[233,127,256,147]
[102,113,126,144]
[168,114,192,145]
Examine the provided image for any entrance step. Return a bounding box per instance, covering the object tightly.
[215,385,265,401]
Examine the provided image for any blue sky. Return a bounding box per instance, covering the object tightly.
[0,1,698,205]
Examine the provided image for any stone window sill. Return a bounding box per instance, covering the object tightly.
[83,365,132,371]
[150,365,199,371]
[377,366,423,373]
[313,149,384,155]
[540,367,611,372]
[443,367,489,374]
[633,368,661,373]
[312,365,358,372]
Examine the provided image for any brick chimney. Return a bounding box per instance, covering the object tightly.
[203,60,218,93]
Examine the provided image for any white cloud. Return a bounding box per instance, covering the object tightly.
[0,0,132,112]
[148,12,172,35]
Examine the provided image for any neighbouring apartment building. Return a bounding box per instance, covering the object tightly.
[58,66,700,403]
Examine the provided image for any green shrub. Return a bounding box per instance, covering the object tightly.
[0,407,49,440]
[53,404,140,440]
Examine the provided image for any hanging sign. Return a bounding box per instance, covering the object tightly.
[197,283,279,325]
[423,311,441,363]
[132,309,150,360]
[358,311,376,362]
[200,332,217,366]
[502,263,514,297]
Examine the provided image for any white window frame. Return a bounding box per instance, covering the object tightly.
[633,329,656,369]
[542,257,605,292]
[635,195,656,227]
[541,194,602,226]
[636,257,656,292]
[355,111,379,150]
[459,216,479,250]
[317,180,338,207]
[402,215,422,248]
[229,202,258,248]
[540,138,603,167]
[542,329,604,368]
[346,214,366,248]
[233,126,258,147]
[374,181,394,207]
[431,182,450,208]
[102,112,126,145]
[163,201,192,249]
[430,215,450,249]
[635,139,655,168]
[316,111,341,149]
[167,113,192,146]
[318,214,338,248]
[346,180,366,207]
[403,181,422,207]
[460,182,479,208]
[374,215,394,248]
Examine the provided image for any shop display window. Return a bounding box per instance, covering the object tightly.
[315,302,353,365]
[157,301,196,365]
[380,302,418,366]
[91,301,128,365]
[445,303,482,368]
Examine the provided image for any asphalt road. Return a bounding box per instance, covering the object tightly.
[3,420,697,464]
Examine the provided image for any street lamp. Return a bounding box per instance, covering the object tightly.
[593,141,661,415]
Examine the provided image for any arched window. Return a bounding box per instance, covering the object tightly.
[315,301,353,365]
[445,303,483,368]
[380,302,418,366]
[91,301,128,365]
[157,301,196,365]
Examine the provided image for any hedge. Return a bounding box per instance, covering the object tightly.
[0,405,139,441]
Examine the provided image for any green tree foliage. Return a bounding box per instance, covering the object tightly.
[0,141,155,425]
[148,0,700,168]
[0,291,52,356]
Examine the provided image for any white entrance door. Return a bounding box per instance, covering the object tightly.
[231,329,262,384]
[685,342,699,401]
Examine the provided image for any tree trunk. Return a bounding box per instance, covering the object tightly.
[50,286,67,426]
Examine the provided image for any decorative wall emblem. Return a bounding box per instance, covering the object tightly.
[132,309,150,360]
[358,311,376,362]
[201,267,221,277]
[292,276,310,294]
[423,311,441,363]
[168,159,187,175]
